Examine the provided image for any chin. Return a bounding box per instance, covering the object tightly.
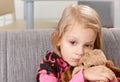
[69,63,78,67]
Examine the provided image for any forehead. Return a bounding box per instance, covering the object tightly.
[63,22,97,40]
[65,21,96,33]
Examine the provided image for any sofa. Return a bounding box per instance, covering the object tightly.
[0,28,120,82]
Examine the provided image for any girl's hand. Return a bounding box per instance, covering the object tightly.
[83,65,118,82]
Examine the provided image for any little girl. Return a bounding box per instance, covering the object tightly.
[36,4,118,82]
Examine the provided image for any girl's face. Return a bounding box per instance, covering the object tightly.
[58,22,97,66]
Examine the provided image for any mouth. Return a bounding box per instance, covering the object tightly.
[70,58,79,62]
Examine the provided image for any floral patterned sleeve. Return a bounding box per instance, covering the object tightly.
[36,51,69,82]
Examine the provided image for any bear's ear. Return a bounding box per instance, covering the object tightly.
[105,60,120,77]
[105,60,114,67]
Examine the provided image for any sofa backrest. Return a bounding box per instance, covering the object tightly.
[102,28,120,67]
[7,29,53,82]
[0,32,7,82]
[0,28,120,82]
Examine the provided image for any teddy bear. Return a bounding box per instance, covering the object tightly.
[61,49,120,82]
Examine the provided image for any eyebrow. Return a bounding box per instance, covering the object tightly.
[66,35,95,43]
[66,35,78,40]
[85,41,94,43]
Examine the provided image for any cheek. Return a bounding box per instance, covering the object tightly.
[84,49,93,54]
[59,40,69,52]
[60,45,69,55]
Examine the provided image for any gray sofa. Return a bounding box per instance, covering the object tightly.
[0,28,120,82]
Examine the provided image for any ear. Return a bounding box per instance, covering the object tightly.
[106,60,114,66]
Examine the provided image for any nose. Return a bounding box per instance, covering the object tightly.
[76,46,84,56]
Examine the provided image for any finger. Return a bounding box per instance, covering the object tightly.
[99,77,109,82]
[99,81,106,82]
[98,66,116,81]
[103,68,116,81]
[92,80,106,82]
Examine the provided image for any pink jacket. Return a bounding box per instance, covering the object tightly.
[39,69,84,82]
[36,51,84,82]
[36,51,120,82]
[39,70,120,82]
[38,69,120,82]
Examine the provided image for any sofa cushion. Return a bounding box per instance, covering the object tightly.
[0,32,7,82]
[7,29,53,82]
[102,28,120,67]
[5,28,120,82]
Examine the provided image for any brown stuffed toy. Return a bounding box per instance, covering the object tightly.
[106,60,120,77]
[61,49,120,82]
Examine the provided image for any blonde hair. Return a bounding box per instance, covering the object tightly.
[51,4,103,56]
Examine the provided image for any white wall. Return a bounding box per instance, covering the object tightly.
[14,0,77,20]
[14,0,24,19]
[113,0,120,28]
[14,0,120,28]
[34,1,77,20]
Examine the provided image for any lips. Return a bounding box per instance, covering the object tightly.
[70,58,79,62]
